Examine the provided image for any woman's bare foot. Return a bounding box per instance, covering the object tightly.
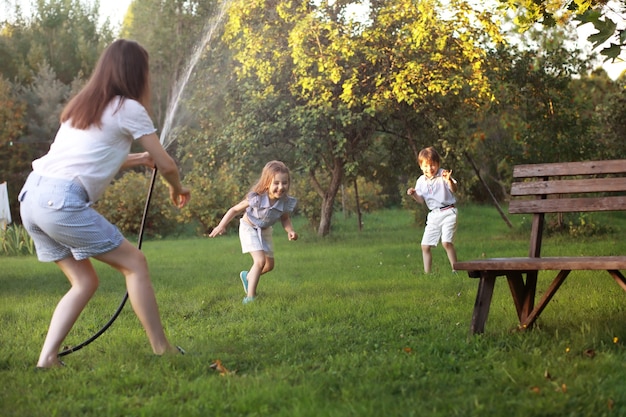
[36,358,65,369]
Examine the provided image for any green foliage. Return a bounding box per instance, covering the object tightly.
[564,212,614,238]
[1,0,112,84]
[0,223,35,256]
[339,177,388,213]
[0,75,28,223]
[121,0,219,127]
[505,0,626,62]
[218,0,504,235]
[18,61,69,145]
[93,170,180,238]
[517,212,614,238]
[177,163,244,235]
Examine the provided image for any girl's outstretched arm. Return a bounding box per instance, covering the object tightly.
[280,213,298,241]
[209,199,249,237]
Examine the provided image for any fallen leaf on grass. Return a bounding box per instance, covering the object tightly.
[403,347,412,354]
[210,359,232,376]
[583,348,595,358]
[530,386,541,394]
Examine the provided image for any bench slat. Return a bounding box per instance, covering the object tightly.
[514,159,626,178]
[511,177,626,196]
[509,195,626,214]
[454,256,626,272]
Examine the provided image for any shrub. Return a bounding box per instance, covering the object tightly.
[0,223,35,256]
[177,164,243,235]
[93,171,179,238]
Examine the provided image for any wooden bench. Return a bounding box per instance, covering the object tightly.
[454,159,626,334]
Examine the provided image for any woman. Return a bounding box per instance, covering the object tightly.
[19,39,191,368]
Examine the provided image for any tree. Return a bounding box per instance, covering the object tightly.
[218,0,502,236]
[0,0,113,84]
[0,75,27,223]
[504,0,626,62]
[120,0,219,131]
[465,26,623,206]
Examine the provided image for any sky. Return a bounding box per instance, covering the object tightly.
[98,0,132,27]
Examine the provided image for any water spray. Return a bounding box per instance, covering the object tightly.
[57,0,232,358]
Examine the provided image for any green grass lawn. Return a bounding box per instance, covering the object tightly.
[1,205,626,416]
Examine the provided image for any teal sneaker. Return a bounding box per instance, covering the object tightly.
[242,296,256,304]
[239,271,248,293]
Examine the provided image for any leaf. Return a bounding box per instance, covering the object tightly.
[601,44,621,61]
[209,359,232,376]
[583,348,596,358]
[587,18,617,48]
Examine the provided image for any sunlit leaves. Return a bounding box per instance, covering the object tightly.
[505,0,625,62]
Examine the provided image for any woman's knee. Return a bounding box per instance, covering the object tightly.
[97,242,148,276]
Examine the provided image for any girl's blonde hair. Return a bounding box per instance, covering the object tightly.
[251,160,291,194]
[61,39,152,129]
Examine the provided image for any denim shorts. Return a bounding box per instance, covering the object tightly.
[18,172,124,262]
[239,218,274,257]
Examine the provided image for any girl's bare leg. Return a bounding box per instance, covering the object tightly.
[96,240,177,355]
[37,258,99,368]
[246,251,274,297]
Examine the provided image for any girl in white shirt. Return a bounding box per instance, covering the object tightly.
[19,39,191,368]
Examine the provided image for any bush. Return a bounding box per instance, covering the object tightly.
[518,212,613,238]
[294,175,389,229]
[177,164,243,236]
[93,171,180,238]
[0,223,35,256]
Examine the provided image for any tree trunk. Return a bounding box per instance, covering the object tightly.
[354,178,362,231]
[312,158,344,237]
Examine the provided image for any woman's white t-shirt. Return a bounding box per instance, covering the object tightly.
[32,97,156,203]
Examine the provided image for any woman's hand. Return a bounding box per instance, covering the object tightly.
[169,185,191,208]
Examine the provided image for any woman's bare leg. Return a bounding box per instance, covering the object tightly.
[37,258,99,368]
[96,240,177,355]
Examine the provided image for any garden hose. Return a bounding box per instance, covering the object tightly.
[58,168,158,357]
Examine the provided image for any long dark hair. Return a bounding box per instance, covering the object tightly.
[61,39,151,129]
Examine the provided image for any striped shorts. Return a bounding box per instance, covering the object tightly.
[18,172,124,262]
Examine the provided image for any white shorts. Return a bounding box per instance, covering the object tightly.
[421,207,457,247]
[239,218,274,257]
